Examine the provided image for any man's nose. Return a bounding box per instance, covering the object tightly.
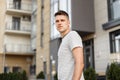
[58,21,62,24]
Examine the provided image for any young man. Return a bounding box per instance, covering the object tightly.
[54,10,84,80]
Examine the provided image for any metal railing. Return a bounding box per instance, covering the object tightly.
[5,44,33,53]
[7,2,32,11]
[6,22,31,32]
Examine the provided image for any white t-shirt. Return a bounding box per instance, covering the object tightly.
[58,31,84,80]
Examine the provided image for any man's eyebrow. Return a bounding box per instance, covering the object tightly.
[55,20,59,22]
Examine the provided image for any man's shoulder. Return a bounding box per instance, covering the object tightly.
[69,31,79,36]
[70,30,77,33]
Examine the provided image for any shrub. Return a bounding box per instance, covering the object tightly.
[84,67,96,80]
[106,63,120,80]
[21,70,28,80]
[0,70,28,80]
[36,71,45,79]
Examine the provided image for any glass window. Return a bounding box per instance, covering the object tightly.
[4,66,10,73]
[110,29,120,53]
[12,17,20,30]
[13,0,21,9]
[30,65,36,75]
[12,66,21,73]
[108,0,120,20]
[115,35,120,52]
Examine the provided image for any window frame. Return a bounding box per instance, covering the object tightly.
[109,29,120,53]
[102,0,120,30]
[107,0,120,21]
[4,66,10,73]
[12,66,21,73]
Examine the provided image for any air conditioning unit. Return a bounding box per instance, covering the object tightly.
[22,15,31,21]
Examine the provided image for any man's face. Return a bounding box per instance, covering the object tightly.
[55,15,70,33]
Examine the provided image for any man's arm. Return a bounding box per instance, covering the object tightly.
[72,47,84,80]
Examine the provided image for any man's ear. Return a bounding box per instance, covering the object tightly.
[68,20,70,26]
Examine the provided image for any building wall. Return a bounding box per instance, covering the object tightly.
[71,0,95,32]
[4,55,32,75]
[0,0,34,76]
[4,34,30,45]
[36,0,50,78]
[0,0,6,73]
[0,0,5,53]
[94,0,120,75]
[0,55,4,73]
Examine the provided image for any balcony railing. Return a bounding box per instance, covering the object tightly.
[6,22,31,32]
[5,44,34,54]
[7,2,32,11]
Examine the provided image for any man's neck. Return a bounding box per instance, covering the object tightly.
[61,29,70,38]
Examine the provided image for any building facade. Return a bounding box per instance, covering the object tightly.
[94,0,120,76]
[0,0,35,78]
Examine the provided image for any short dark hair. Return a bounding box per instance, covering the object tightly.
[54,10,69,19]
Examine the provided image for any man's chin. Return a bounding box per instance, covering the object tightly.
[57,30,63,32]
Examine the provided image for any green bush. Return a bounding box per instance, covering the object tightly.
[36,71,45,79]
[106,63,120,80]
[0,70,28,80]
[84,67,96,80]
[21,70,28,80]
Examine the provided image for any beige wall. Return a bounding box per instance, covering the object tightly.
[0,55,4,73]
[0,0,5,53]
[94,0,120,75]
[36,0,50,78]
[0,54,32,74]
[0,0,6,73]
[5,55,32,74]
[4,34,30,44]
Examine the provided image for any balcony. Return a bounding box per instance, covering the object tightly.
[5,22,31,35]
[6,2,32,15]
[5,44,34,56]
[110,53,120,63]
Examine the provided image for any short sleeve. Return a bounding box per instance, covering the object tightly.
[69,31,83,51]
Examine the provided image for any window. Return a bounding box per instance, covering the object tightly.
[13,0,21,9]
[4,66,10,73]
[30,65,36,75]
[110,29,120,53]
[83,39,95,69]
[102,0,120,30]
[13,67,21,73]
[108,0,120,21]
[12,17,20,30]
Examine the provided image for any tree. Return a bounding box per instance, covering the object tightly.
[37,71,45,79]
[106,63,120,80]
